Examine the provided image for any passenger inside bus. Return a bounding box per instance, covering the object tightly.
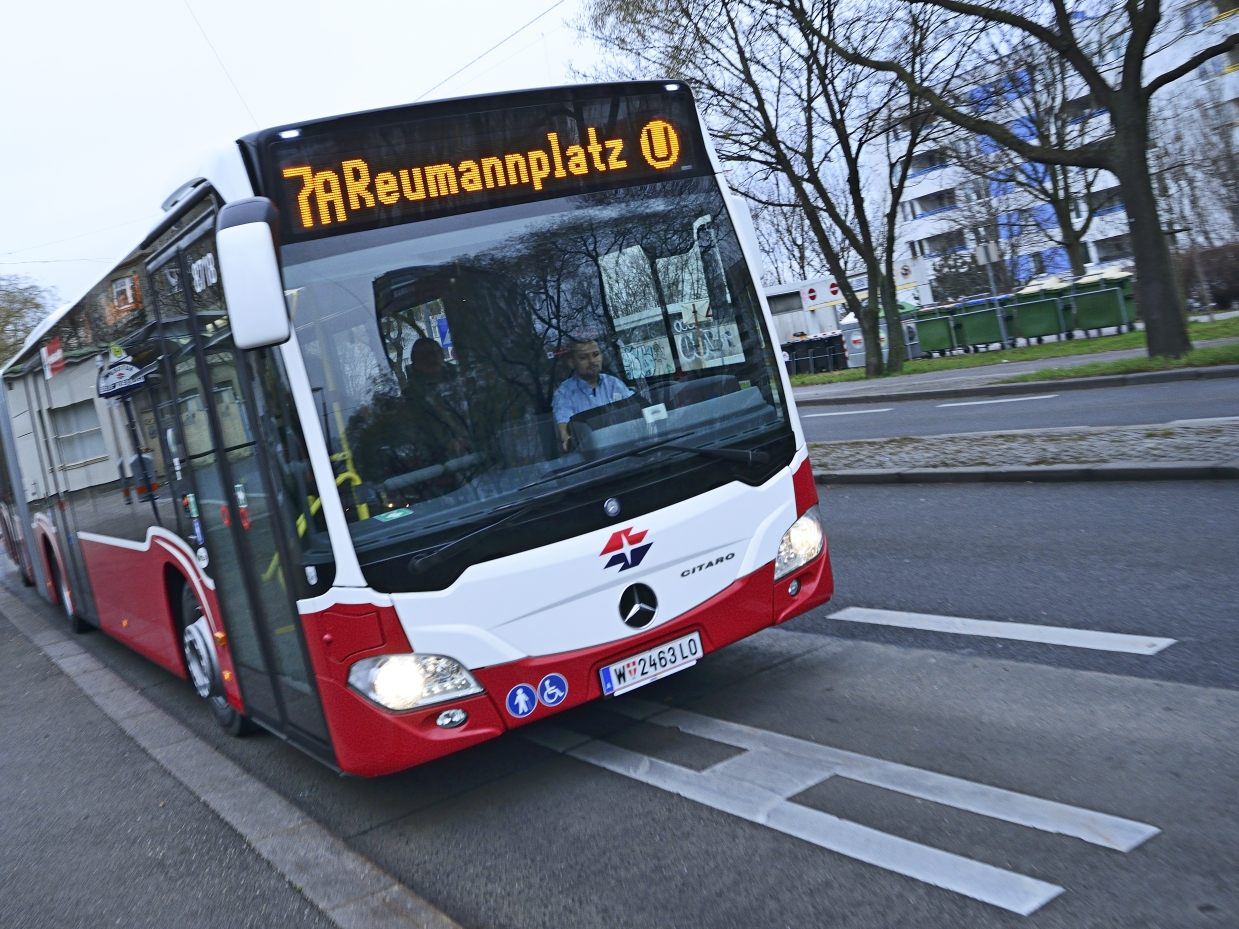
[404,336,457,389]
[402,336,471,462]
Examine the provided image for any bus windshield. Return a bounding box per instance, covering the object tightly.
[280,174,790,552]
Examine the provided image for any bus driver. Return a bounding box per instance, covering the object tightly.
[552,337,634,452]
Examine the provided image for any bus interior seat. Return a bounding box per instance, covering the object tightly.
[667,374,739,408]
[495,413,560,466]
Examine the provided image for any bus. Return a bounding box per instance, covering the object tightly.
[0,82,833,777]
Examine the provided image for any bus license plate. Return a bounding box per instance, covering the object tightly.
[600,632,702,697]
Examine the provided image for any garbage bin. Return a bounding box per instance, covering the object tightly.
[780,333,846,375]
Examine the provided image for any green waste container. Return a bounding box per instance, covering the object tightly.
[1072,286,1128,331]
[916,315,955,354]
[1013,297,1067,340]
[956,306,1006,349]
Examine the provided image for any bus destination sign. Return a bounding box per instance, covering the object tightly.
[262,89,708,242]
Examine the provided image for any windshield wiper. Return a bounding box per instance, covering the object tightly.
[657,442,770,465]
[410,432,772,575]
[528,430,770,488]
[408,485,571,575]
[531,430,699,484]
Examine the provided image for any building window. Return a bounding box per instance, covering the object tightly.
[1088,188,1125,216]
[919,230,967,258]
[1094,234,1133,263]
[907,149,949,177]
[911,189,958,219]
[50,401,107,467]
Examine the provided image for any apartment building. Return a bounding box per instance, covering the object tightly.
[891,0,1238,304]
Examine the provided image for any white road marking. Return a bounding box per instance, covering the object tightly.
[618,701,1161,853]
[803,407,894,417]
[552,733,1062,915]
[830,607,1176,655]
[936,394,1058,408]
[531,702,1160,914]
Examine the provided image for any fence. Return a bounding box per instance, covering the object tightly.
[913,276,1136,355]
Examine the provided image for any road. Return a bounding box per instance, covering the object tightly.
[7,480,1236,928]
[798,377,1239,441]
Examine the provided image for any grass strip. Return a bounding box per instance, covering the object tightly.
[1003,342,1239,382]
[789,316,1239,386]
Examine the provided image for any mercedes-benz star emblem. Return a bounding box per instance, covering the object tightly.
[604,497,621,518]
[619,583,658,628]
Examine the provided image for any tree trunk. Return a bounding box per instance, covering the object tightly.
[1112,114,1192,358]
[860,270,884,377]
[1065,237,1088,277]
[1051,201,1089,276]
[879,271,906,373]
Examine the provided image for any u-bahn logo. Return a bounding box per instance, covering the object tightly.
[601,526,652,573]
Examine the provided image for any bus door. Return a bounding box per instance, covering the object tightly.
[147,211,329,752]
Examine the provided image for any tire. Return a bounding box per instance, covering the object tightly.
[48,553,88,634]
[179,585,254,736]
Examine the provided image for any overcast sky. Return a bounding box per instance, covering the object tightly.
[0,0,608,306]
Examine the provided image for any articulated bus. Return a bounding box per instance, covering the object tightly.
[0,82,833,776]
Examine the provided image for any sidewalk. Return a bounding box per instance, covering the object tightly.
[808,419,1239,484]
[793,344,1239,407]
[794,350,1239,484]
[0,573,460,929]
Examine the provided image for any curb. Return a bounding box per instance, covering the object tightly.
[814,460,1239,484]
[795,364,1239,408]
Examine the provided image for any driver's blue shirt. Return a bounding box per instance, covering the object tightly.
[552,373,634,425]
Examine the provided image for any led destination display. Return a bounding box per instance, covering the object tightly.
[260,88,708,242]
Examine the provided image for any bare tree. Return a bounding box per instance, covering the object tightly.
[940,180,1038,296]
[789,0,1239,358]
[0,275,56,365]
[945,40,1111,277]
[749,179,832,285]
[1152,80,1239,258]
[931,249,990,301]
[582,0,965,374]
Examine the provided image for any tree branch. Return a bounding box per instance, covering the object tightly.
[1145,31,1239,99]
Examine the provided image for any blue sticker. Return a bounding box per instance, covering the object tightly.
[538,673,568,707]
[505,684,537,718]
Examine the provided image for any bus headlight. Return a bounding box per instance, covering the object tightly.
[348,654,483,711]
[774,505,824,580]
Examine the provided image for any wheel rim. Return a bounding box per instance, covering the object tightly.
[56,570,73,617]
[182,615,221,700]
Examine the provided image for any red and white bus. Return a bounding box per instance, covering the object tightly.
[0,82,833,776]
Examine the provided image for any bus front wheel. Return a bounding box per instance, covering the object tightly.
[179,585,254,736]
[48,552,88,634]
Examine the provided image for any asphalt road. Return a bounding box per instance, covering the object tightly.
[7,480,1236,928]
[801,480,1239,690]
[798,377,1239,441]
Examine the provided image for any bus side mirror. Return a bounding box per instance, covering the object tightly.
[216,198,291,349]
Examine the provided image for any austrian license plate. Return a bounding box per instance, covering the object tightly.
[600,631,702,697]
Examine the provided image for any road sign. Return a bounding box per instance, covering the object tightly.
[40,336,64,379]
[97,361,147,398]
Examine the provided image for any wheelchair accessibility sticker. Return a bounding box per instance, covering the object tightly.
[538,673,568,707]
